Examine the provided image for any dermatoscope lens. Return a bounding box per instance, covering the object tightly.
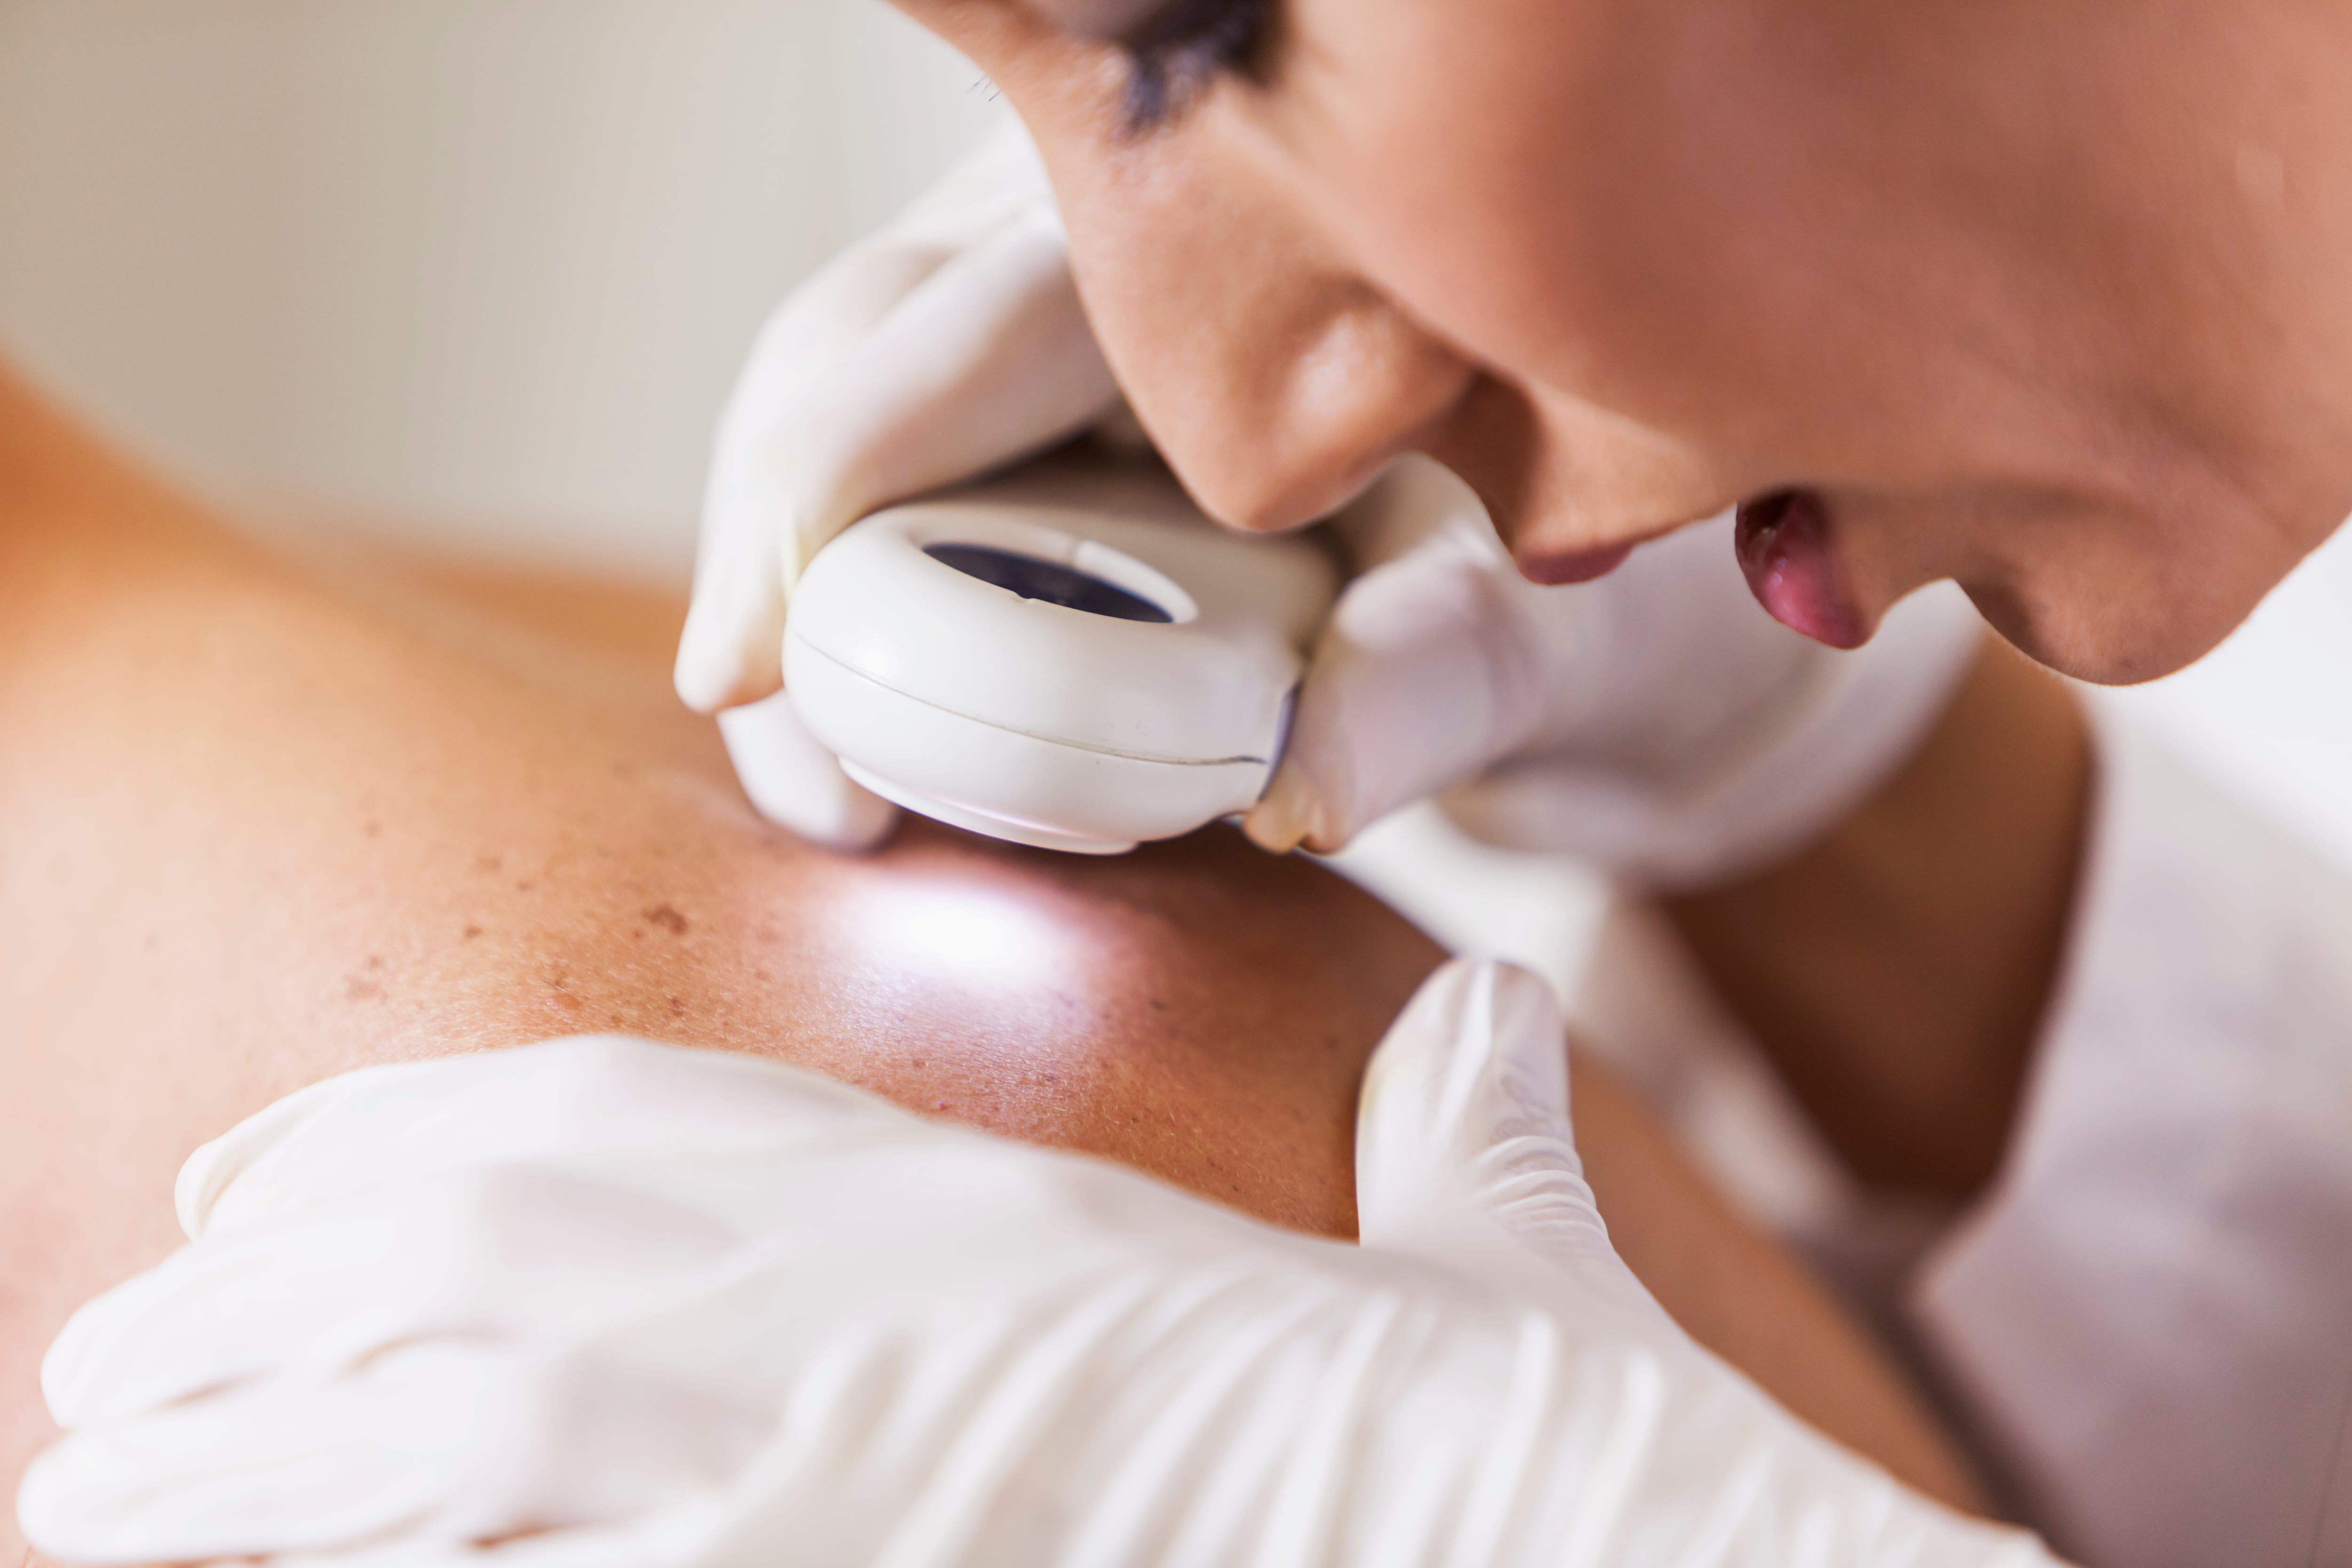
[923,543,1174,624]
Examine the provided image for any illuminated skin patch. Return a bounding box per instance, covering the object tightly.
[845,877,1082,994]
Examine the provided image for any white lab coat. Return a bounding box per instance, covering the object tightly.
[1909,712,2352,1568]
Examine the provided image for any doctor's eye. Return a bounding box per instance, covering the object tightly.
[1116,0,1275,131]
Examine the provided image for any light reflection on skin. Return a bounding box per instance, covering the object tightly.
[819,869,1118,1119]
[845,875,1079,995]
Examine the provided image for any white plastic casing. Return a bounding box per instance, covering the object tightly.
[785,462,1337,854]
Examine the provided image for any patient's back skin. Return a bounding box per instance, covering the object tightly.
[0,370,1986,1550]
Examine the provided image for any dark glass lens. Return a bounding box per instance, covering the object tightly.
[924,543,1174,624]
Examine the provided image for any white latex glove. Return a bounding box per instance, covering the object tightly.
[676,123,1120,849]
[1250,458,1983,887]
[23,962,2060,1568]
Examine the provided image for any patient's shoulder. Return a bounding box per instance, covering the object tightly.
[4,507,1441,1242]
[334,553,1447,1237]
[756,821,1441,1238]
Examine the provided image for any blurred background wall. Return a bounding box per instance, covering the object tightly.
[2,0,2348,873]
[0,0,1008,575]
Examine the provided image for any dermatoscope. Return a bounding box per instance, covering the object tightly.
[785,460,1337,854]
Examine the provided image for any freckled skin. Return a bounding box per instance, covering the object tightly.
[0,368,1989,1547]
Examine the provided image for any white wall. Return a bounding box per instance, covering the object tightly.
[0,0,1009,577]
[2096,524,2352,871]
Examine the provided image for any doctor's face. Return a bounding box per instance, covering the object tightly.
[894,0,2352,683]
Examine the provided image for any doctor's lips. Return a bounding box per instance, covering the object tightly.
[1735,490,1868,649]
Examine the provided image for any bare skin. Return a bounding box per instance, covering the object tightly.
[0,369,1992,1560]
[1665,640,2094,1200]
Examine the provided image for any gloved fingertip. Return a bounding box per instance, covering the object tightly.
[16,1438,141,1566]
[824,786,904,856]
[674,632,779,718]
[1360,959,1503,1102]
[675,558,793,715]
[1240,804,1307,856]
[1244,764,1343,856]
[39,1316,106,1432]
[674,646,737,719]
[718,696,902,852]
[1357,959,1570,1203]
[34,1279,191,1432]
[672,660,731,718]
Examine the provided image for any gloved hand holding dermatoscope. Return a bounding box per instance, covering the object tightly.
[683,124,1984,883]
[19,961,2063,1568]
[784,459,1336,854]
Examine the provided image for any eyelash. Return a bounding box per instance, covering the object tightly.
[1117,0,1274,133]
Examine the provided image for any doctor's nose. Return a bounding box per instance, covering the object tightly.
[1046,139,1480,536]
[1063,199,1728,566]
[1037,105,1734,561]
[1087,260,1480,538]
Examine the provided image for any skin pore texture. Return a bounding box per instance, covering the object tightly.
[900,0,2352,683]
[0,368,1994,1560]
